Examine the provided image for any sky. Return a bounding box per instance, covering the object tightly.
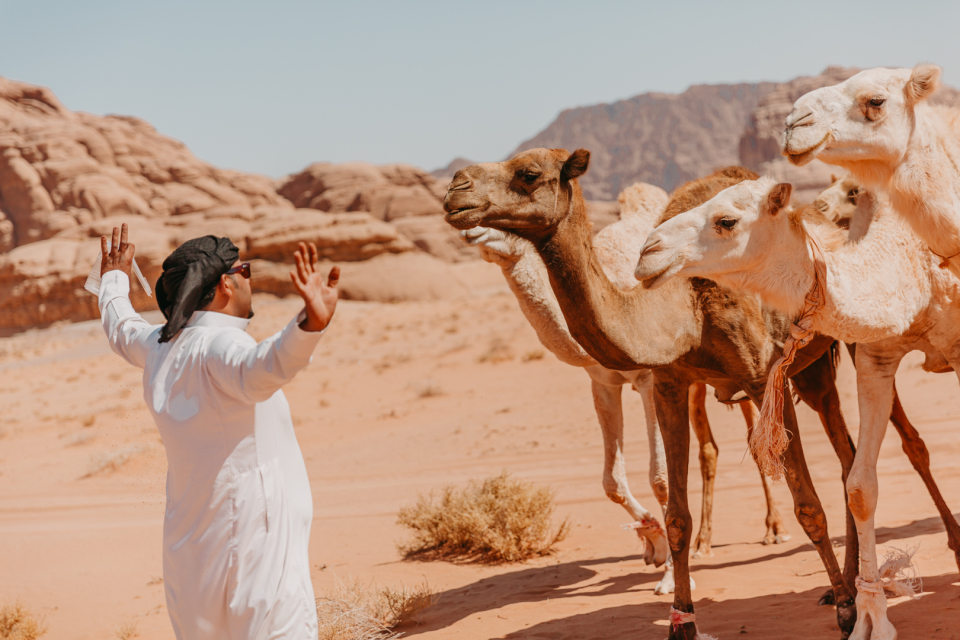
[2,0,958,178]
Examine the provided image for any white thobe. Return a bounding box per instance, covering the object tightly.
[98,270,321,640]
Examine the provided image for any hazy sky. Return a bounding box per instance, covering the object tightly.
[3,0,958,178]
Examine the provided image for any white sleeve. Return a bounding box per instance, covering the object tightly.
[204,313,324,404]
[98,270,160,369]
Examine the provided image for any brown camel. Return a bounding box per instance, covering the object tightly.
[445,151,863,639]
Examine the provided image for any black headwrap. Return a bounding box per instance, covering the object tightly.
[156,236,239,343]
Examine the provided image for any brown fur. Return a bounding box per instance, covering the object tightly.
[660,166,760,224]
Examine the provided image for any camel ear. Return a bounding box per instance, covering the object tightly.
[905,64,941,104]
[763,183,792,216]
[830,174,838,184]
[561,149,590,181]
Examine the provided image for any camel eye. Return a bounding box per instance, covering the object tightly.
[520,172,540,184]
[718,218,737,230]
[869,98,885,107]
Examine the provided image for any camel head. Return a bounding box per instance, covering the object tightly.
[812,173,862,224]
[781,64,942,173]
[443,148,590,237]
[635,177,795,290]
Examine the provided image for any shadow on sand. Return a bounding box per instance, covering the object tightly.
[400,514,960,639]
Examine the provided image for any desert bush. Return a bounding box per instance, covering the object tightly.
[83,444,149,478]
[114,621,138,639]
[0,603,46,640]
[396,471,569,563]
[316,579,436,640]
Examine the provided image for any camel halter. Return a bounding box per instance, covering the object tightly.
[751,228,828,481]
[668,608,718,640]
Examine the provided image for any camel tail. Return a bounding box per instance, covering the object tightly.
[751,356,792,481]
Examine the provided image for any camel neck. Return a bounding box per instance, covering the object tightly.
[531,187,699,370]
[888,105,960,259]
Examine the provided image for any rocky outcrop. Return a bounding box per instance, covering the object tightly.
[0,77,290,249]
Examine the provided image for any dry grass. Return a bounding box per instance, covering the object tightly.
[521,349,545,362]
[477,338,513,364]
[396,471,569,563]
[114,621,138,640]
[417,382,444,398]
[316,579,437,640]
[0,603,46,640]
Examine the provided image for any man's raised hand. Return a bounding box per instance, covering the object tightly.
[101,223,136,278]
[290,242,339,332]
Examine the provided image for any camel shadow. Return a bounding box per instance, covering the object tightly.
[400,542,852,637]
[874,512,960,546]
[405,571,959,639]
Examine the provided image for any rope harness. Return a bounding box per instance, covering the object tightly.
[751,230,828,480]
[668,608,718,640]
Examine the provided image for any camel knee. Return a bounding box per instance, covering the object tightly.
[665,513,693,553]
[794,504,828,543]
[605,489,627,505]
[846,483,874,522]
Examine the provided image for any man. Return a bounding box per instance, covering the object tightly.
[98,223,338,640]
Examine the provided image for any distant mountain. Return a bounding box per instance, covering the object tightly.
[509,81,776,199]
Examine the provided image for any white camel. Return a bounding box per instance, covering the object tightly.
[462,182,790,596]
[781,64,960,279]
[635,176,960,640]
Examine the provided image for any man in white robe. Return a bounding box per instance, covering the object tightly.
[98,224,338,640]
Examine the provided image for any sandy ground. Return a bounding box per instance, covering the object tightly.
[1,261,959,640]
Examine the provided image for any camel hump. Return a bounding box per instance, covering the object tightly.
[660,166,760,223]
[618,182,668,220]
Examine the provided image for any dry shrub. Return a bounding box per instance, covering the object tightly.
[0,603,46,640]
[316,579,437,640]
[397,472,569,563]
[521,349,545,362]
[477,338,513,364]
[114,621,138,640]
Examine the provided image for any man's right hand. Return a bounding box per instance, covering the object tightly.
[101,223,136,278]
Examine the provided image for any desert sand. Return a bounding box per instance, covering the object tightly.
[1,260,959,640]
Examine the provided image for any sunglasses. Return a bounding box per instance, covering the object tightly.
[225,262,251,279]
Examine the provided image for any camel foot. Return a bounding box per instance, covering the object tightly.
[836,597,859,640]
[849,590,895,640]
[630,520,669,567]
[762,531,792,545]
[691,542,713,559]
[818,587,835,606]
[654,573,694,596]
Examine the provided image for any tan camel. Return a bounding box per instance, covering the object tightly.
[460,182,789,594]
[636,176,960,640]
[781,64,960,279]
[814,174,862,226]
[445,150,863,639]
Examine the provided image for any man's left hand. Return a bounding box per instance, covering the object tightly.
[291,242,339,332]
[101,223,136,278]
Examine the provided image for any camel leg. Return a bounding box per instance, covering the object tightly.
[888,381,960,570]
[790,348,860,602]
[588,371,669,569]
[846,343,960,571]
[753,384,857,639]
[688,382,717,559]
[738,399,792,545]
[632,370,679,595]
[847,343,907,640]
[654,370,701,640]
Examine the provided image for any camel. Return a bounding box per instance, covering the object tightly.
[814,174,862,226]
[460,182,790,595]
[445,150,863,640]
[635,176,960,640]
[781,64,960,279]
